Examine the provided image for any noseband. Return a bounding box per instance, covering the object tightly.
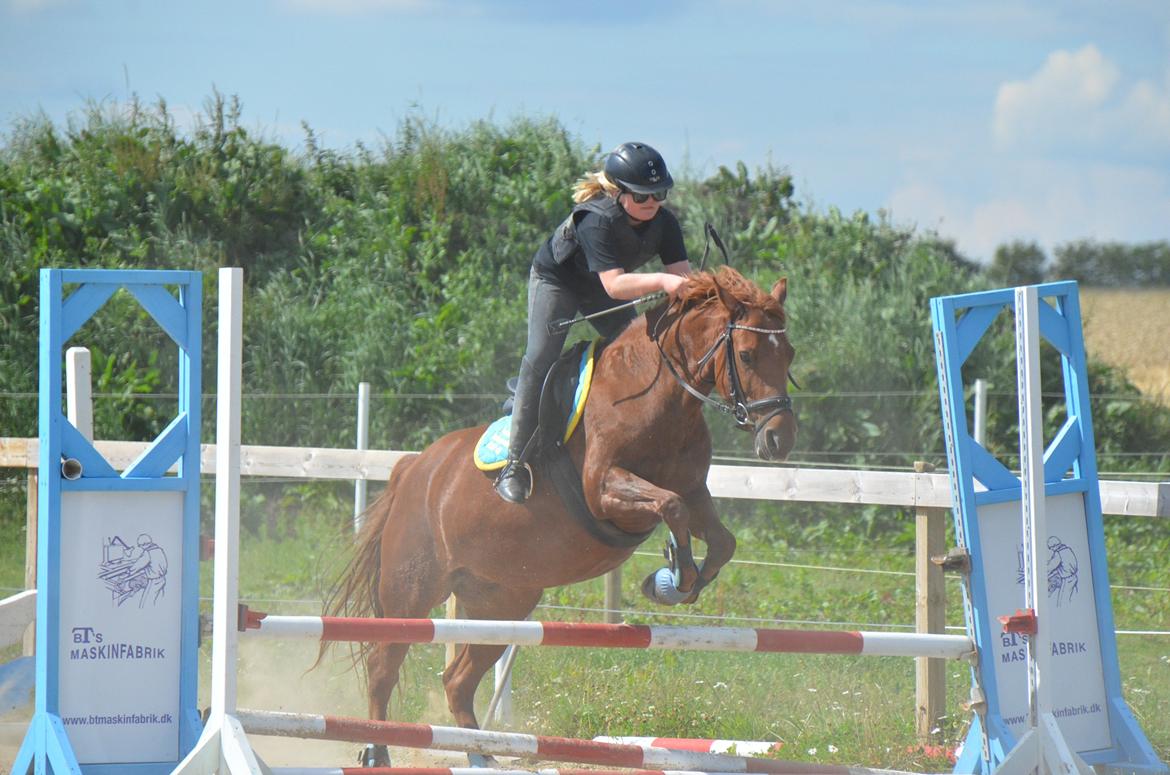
[654,309,794,429]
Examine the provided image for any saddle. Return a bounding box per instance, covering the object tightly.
[473,339,596,472]
[474,340,655,549]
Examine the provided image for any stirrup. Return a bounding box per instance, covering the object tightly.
[494,459,533,503]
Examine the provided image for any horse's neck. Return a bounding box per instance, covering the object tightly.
[612,309,723,413]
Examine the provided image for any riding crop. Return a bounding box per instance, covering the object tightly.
[546,292,665,335]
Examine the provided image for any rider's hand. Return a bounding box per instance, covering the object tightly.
[661,273,686,298]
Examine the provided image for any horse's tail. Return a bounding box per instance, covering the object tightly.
[313,453,420,672]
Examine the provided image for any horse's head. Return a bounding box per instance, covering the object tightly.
[668,267,797,461]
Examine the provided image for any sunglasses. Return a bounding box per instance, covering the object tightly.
[625,189,669,204]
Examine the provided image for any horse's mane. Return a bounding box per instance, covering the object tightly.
[676,266,784,322]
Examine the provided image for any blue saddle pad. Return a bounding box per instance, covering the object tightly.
[474,340,597,471]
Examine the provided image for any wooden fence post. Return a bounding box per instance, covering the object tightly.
[914,461,946,739]
[24,469,37,656]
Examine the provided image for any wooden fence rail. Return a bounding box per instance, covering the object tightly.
[4,437,1167,516]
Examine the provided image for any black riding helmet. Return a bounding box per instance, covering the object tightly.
[604,142,674,194]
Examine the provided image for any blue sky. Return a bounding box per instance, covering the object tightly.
[2,0,1168,263]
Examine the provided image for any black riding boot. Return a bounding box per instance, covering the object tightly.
[495,374,539,504]
[494,458,532,504]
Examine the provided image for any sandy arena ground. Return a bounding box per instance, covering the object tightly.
[2,636,489,773]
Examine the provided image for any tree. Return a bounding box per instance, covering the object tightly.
[988,240,1046,287]
[1052,239,1170,287]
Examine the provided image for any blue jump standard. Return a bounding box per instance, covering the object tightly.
[15,269,204,775]
[931,282,1165,774]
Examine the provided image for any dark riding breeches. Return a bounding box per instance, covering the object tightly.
[508,268,635,461]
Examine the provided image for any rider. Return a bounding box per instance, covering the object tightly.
[494,141,692,503]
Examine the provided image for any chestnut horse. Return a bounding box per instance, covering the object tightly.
[321,267,796,761]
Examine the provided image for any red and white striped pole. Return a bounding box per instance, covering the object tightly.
[270,767,753,772]
[271,769,747,775]
[242,610,973,661]
[238,709,919,775]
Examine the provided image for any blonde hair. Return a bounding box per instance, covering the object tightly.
[571,170,622,204]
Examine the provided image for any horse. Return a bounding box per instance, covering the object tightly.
[320,266,797,765]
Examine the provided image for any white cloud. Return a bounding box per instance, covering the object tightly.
[888,160,1170,263]
[993,44,1170,156]
[887,180,1035,261]
[1118,76,1170,153]
[886,42,1170,263]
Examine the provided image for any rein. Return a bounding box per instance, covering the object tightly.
[653,305,793,428]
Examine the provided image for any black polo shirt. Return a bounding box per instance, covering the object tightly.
[533,196,687,303]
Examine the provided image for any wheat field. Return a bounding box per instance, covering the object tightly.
[1080,288,1170,405]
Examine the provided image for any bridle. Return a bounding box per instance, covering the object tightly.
[653,305,794,429]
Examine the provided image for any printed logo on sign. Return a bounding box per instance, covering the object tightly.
[100,533,169,607]
[68,626,167,661]
[72,626,102,644]
[1015,534,1079,606]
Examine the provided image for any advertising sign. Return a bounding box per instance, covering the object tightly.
[58,490,184,763]
[976,494,1110,747]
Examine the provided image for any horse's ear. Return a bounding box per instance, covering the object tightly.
[771,277,788,305]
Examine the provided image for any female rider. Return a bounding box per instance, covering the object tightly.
[495,142,692,503]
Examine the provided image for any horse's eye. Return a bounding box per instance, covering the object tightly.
[738,350,753,366]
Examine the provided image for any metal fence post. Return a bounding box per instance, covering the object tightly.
[354,382,371,533]
[604,569,622,624]
[973,378,987,445]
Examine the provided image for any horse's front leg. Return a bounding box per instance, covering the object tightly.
[678,485,736,604]
[593,466,700,597]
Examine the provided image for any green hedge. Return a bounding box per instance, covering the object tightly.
[2,94,1168,534]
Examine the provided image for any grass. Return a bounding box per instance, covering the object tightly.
[207,493,1168,769]
[0,516,27,592]
[2,477,1167,770]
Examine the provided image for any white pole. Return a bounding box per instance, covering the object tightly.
[354,381,370,533]
[1015,286,1048,730]
[212,267,244,718]
[173,268,267,773]
[488,645,516,727]
[1000,286,1092,775]
[65,347,93,442]
[973,378,987,446]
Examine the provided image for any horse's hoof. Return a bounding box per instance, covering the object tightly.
[360,743,390,767]
[468,753,498,768]
[640,567,688,605]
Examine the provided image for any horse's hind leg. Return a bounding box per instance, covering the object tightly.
[360,640,425,767]
[442,583,543,729]
[367,642,412,721]
[364,523,448,764]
